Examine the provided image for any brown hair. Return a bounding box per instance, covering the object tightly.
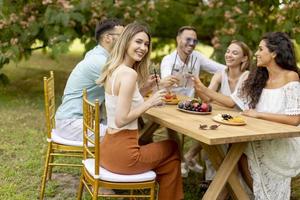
[177,26,197,36]
[230,40,252,71]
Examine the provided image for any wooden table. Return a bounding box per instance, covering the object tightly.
[143,103,300,200]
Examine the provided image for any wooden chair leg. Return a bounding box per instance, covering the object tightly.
[47,151,54,180]
[77,172,84,200]
[150,184,155,200]
[155,182,159,200]
[39,143,52,200]
[92,181,99,200]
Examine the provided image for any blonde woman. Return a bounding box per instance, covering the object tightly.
[96,23,184,200]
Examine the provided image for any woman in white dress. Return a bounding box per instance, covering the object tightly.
[183,40,252,185]
[192,32,300,200]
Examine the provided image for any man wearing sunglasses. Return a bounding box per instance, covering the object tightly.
[160,26,225,97]
[160,26,226,178]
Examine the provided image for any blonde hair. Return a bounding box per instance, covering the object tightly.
[230,40,252,71]
[96,22,151,86]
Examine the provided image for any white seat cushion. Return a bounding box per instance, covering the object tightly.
[83,159,156,182]
[51,129,94,147]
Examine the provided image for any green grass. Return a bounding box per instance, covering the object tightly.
[0,51,300,200]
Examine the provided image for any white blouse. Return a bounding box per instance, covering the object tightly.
[231,81,300,115]
[231,81,300,200]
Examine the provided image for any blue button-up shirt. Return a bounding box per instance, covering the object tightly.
[55,45,109,121]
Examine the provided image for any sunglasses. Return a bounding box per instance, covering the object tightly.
[185,38,198,45]
[199,124,220,130]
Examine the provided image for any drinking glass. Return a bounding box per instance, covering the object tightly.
[171,64,184,87]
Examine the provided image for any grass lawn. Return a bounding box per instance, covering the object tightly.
[0,51,299,199]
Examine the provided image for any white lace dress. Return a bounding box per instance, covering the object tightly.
[231,81,300,200]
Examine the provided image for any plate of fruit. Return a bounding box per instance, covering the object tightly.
[164,91,180,105]
[177,99,212,115]
[212,114,246,126]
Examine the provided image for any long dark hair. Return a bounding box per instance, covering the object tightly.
[241,32,300,109]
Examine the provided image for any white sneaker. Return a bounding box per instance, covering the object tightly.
[181,162,189,178]
[187,158,203,173]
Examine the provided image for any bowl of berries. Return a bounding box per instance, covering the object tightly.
[177,98,212,115]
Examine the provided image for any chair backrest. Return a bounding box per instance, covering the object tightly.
[43,71,56,139]
[82,89,100,176]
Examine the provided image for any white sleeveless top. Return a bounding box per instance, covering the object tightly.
[219,69,249,96]
[105,69,144,130]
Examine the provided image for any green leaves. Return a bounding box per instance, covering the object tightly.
[0,0,300,83]
[0,73,9,85]
[70,12,86,24]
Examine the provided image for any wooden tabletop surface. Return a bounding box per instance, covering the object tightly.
[144,103,300,145]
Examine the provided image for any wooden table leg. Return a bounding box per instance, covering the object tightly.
[138,121,160,145]
[201,143,250,200]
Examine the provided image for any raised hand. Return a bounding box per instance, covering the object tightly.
[159,75,180,88]
[191,75,205,92]
[139,74,161,96]
[146,89,167,107]
[146,74,160,89]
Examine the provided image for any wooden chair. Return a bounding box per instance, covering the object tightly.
[40,71,84,199]
[77,89,157,200]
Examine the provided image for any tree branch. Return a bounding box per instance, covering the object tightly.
[26,45,47,51]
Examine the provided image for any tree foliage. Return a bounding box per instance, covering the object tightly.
[194,0,300,61]
[0,0,158,83]
[0,0,299,82]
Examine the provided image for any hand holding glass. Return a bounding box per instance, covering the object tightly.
[147,89,167,107]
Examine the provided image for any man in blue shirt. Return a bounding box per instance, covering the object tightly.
[55,19,124,141]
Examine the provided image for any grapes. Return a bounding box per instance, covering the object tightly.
[178,102,184,109]
[221,114,233,120]
[178,99,212,113]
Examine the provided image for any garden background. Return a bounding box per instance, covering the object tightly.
[1,0,300,199]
